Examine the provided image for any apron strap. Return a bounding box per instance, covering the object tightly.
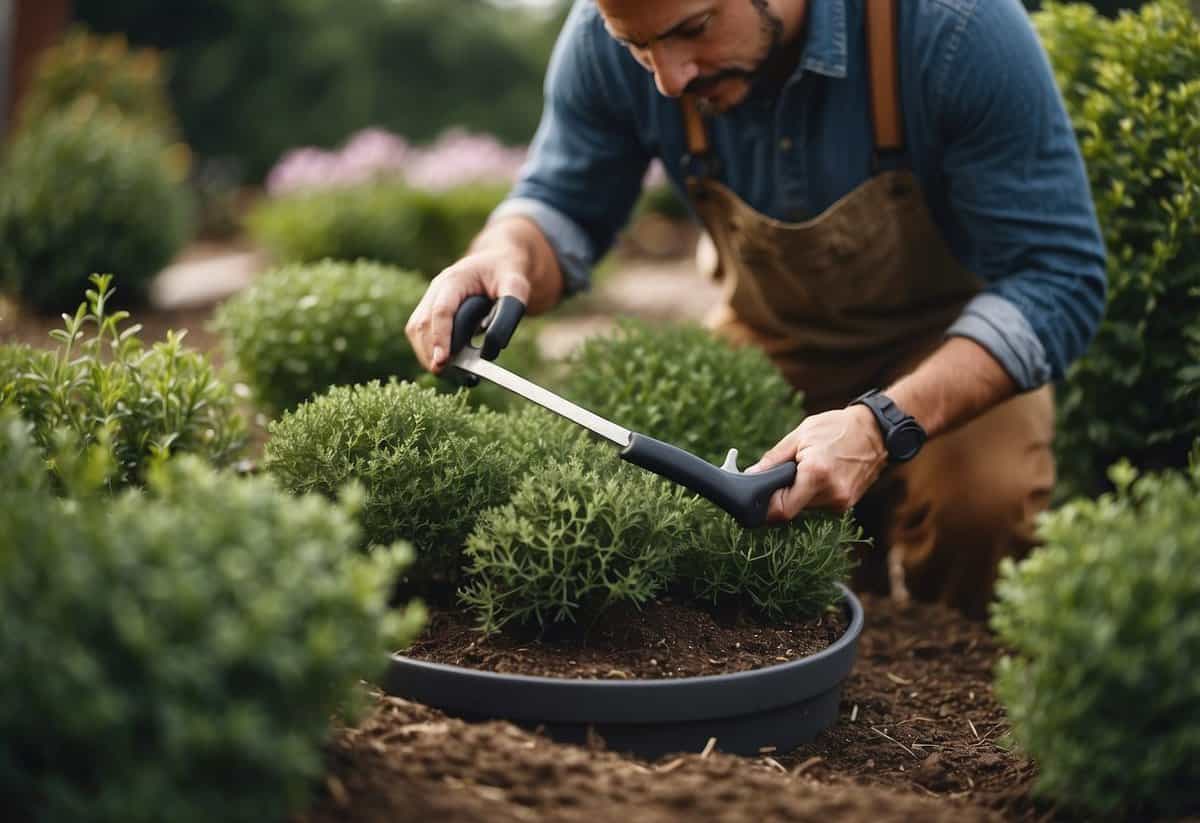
[681,94,719,179]
[866,0,906,168]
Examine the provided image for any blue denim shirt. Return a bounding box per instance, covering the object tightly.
[492,0,1107,390]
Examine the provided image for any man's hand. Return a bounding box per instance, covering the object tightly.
[746,405,888,522]
[405,216,563,374]
[406,248,533,374]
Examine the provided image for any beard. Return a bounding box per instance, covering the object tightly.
[687,0,794,114]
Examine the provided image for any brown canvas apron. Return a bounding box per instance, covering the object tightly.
[681,0,1055,618]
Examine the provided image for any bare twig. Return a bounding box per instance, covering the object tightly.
[871,726,920,759]
[791,756,825,776]
[700,737,718,758]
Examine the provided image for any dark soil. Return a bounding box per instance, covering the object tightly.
[297,594,1089,823]
[404,595,847,679]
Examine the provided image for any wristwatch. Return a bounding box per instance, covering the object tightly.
[849,389,927,463]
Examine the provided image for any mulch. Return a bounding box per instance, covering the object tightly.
[297,594,1100,823]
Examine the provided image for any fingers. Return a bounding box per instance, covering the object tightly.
[404,255,532,374]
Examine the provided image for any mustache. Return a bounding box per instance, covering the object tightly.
[684,68,754,97]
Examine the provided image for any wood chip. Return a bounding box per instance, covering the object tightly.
[700,737,718,758]
[758,745,777,754]
[325,776,349,807]
[763,757,787,774]
[968,718,980,741]
[886,672,913,685]
[791,756,824,776]
[655,757,687,774]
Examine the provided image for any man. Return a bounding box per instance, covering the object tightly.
[406,0,1107,618]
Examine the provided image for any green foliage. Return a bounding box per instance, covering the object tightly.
[264,380,516,590]
[0,276,245,489]
[556,320,806,466]
[212,260,429,413]
[17,27,181,141]
[76,0,566,181]
[679,507,863,621]
[0,414,425,823]
[991,453,1200,816]
[0,102,193,314]
[1033,0,1200,496]
[460,459,697,635]
[246,182,507,277]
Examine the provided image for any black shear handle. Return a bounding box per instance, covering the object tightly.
[450,295,526,359]
[621,434,797,529]
[447,295,526,386]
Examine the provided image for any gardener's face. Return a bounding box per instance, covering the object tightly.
[597,0,804,112]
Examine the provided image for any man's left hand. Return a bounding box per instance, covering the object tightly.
[745,406,888,522]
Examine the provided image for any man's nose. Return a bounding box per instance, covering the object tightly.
[648,43,698,98]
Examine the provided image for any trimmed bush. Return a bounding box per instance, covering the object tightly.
[0,276,245,489]
[460,459,698,635]
[212,260,429,413]
[17,27,180,141]
[991,451,1200,817]
[245,180,507,277]
[264,380,515,590]
[0,102,193,314]
[0,414,425,823]
[1034,0,1200,497]
[556,320,805,466]
[679,506,863,621]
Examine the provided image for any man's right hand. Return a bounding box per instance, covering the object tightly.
[405,246,535,374]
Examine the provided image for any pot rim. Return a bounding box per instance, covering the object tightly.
[385,583,864,725]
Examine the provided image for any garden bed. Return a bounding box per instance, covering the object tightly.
[300,595,1078,823]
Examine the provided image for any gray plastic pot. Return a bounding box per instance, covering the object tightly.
[383,584,864,759]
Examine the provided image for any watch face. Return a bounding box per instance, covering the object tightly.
[889,424,926,461]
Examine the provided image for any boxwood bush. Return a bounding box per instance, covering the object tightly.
[245,181,507,277]
[0,102,193,314]
[16,27,180,141]
[679,505,863,621]
[0,414,425,823]
[0,276,245,489]
[213,258,545,414]
[556,320,805,466]
[460,459,697,634]
[1034,0,1200,497]
[212,260,429,412]
[991,450,1200,816]
[264,380,517,591]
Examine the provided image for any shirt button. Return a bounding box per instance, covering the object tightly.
[779,137,793,151]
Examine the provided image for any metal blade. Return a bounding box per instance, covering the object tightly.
[451,348,632,447]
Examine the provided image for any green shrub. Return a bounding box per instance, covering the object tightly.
[17,27,181,141]
[460,458,697,635]
[991,452,1200,816]
[0,414,425,823]
[0,276,245,489]
[679,507,863,621]
[212,259,429,413]
[556,320,805,466]
[1034,0,1200,497]
[245,181,507,277]
[0,102,193,314]
[264,380,515,590]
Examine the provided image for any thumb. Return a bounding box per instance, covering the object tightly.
[745,438,798,474]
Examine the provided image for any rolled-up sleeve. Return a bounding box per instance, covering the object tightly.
[491,1,650,297]
[933,0,1107,389]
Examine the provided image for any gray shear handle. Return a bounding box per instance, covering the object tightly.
[620,433,797,528]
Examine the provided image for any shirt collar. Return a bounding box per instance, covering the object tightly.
[795,0,848,80]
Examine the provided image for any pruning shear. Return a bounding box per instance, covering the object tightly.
[446,295,796,528]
